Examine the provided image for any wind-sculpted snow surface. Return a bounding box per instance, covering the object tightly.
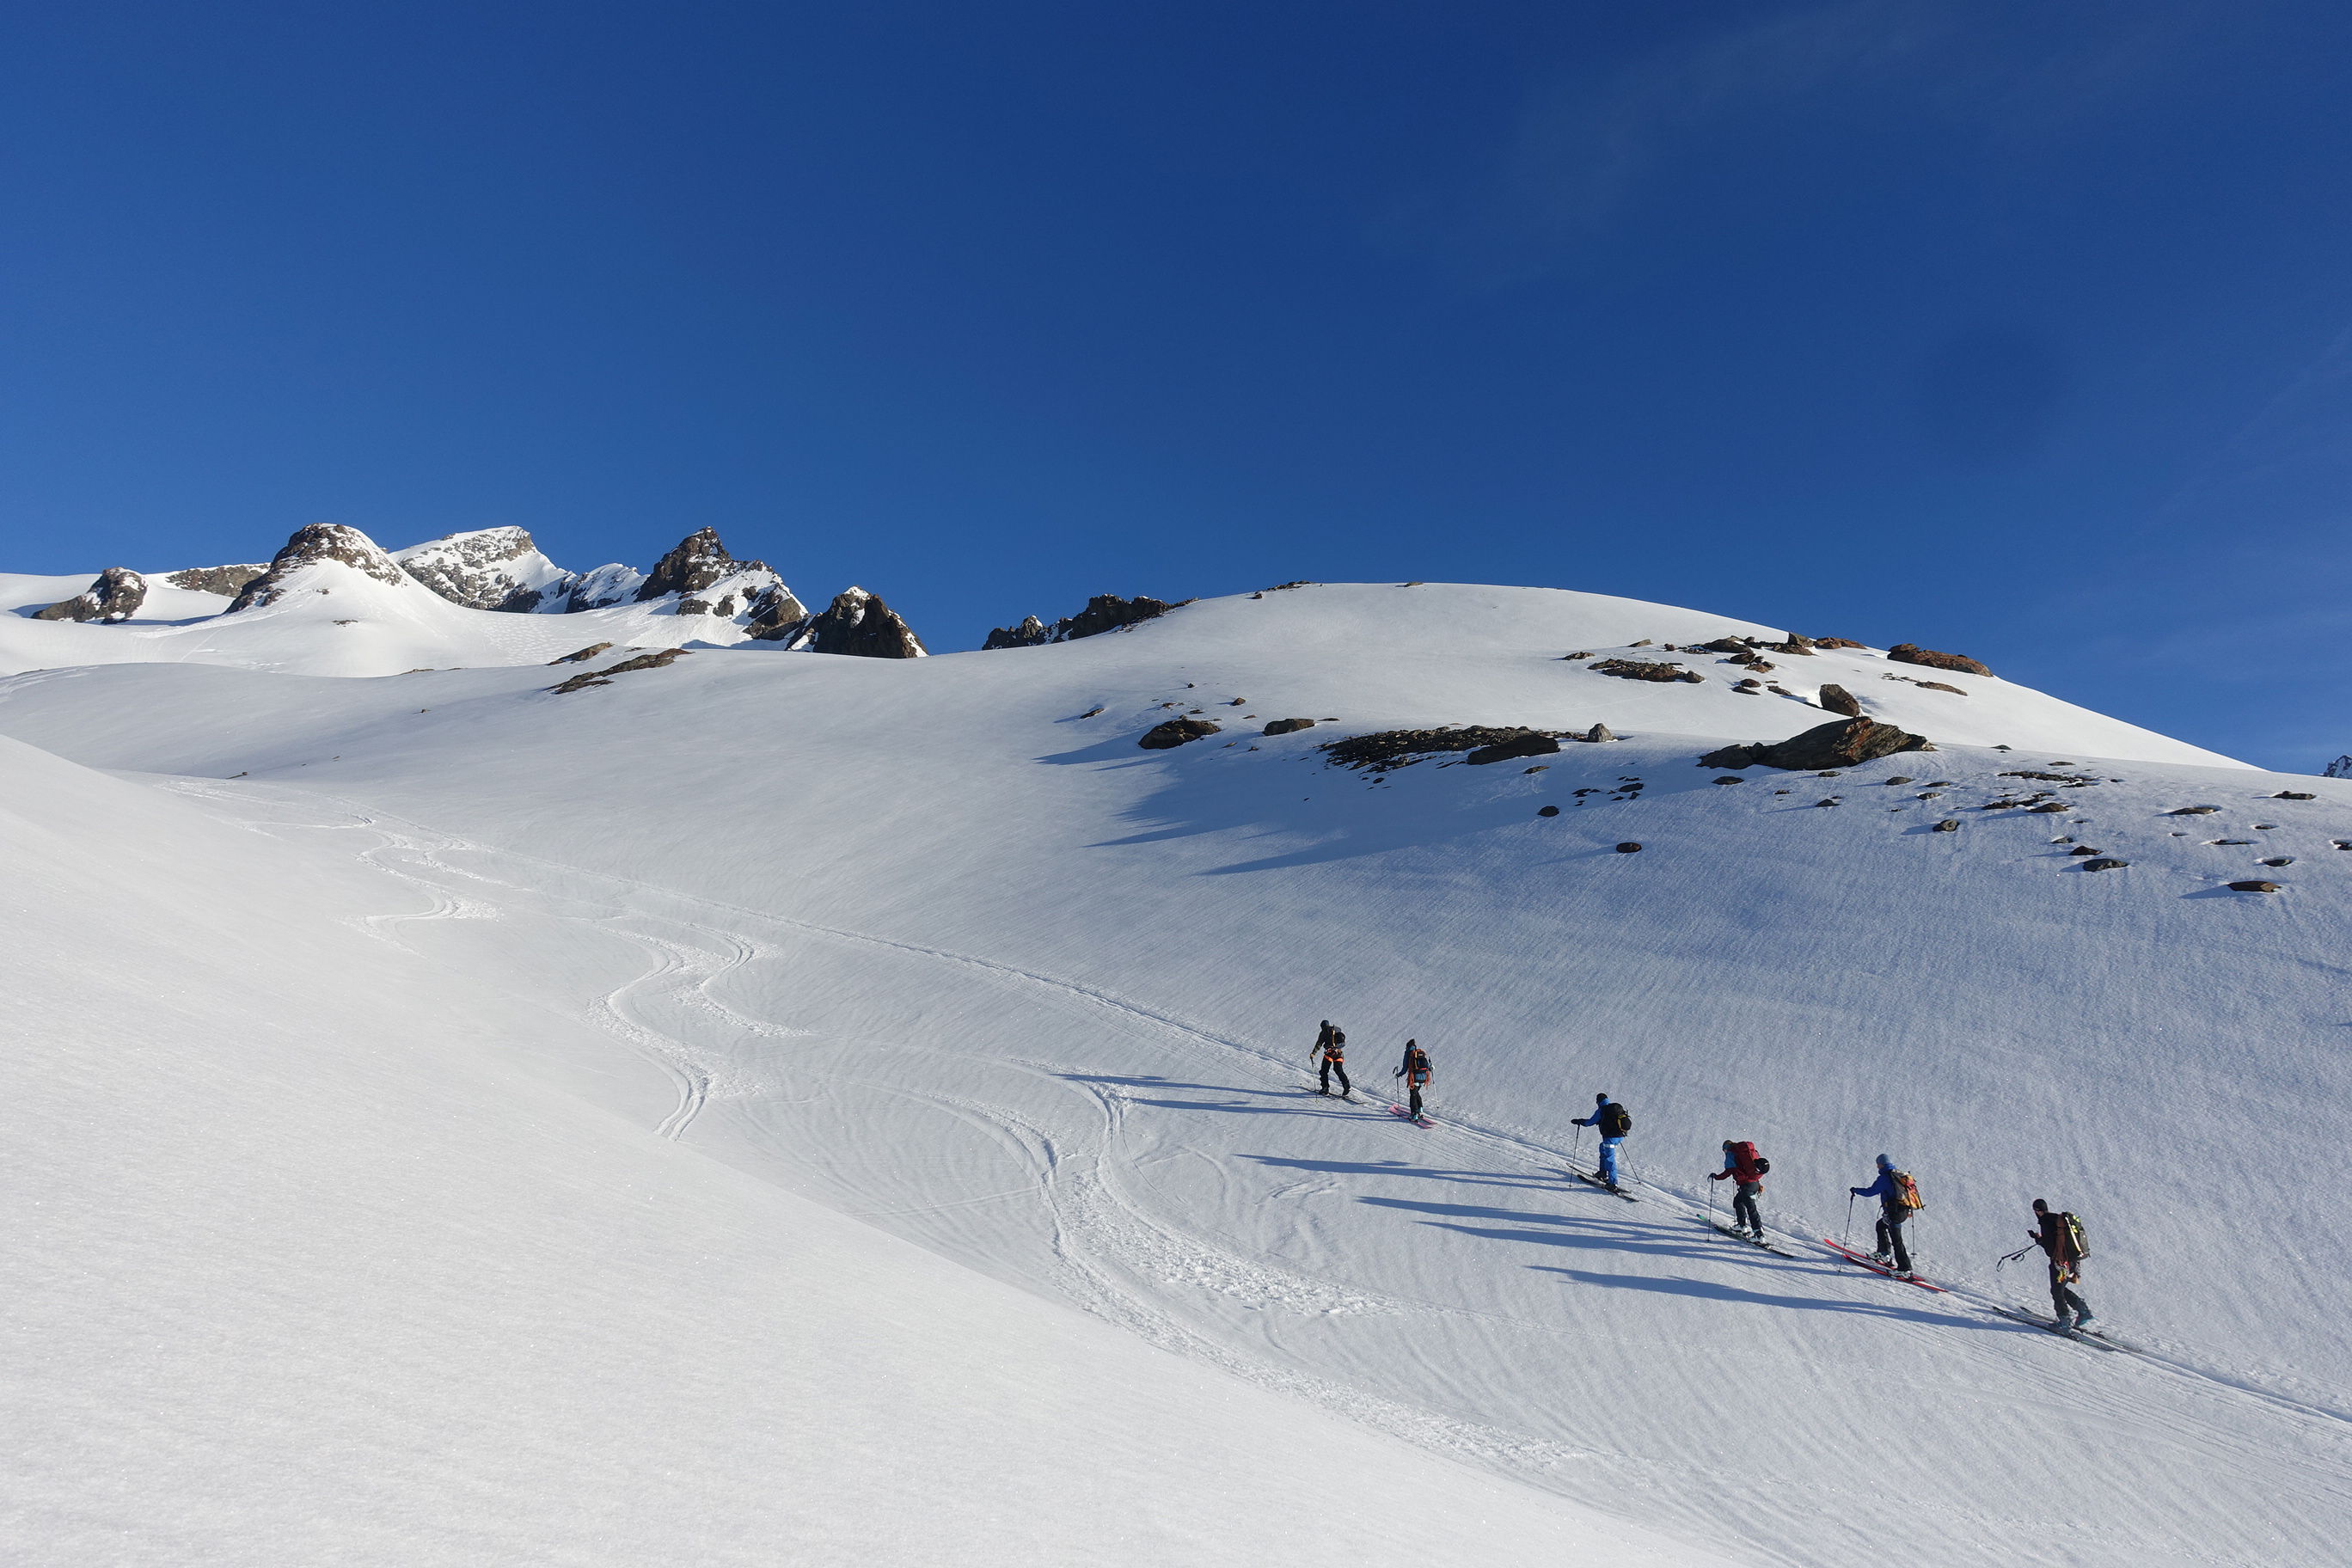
[4,580,2342,1568]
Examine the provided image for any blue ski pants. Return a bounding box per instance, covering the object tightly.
[1598,1136,1625,1186]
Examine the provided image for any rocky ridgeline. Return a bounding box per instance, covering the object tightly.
[391,528,576,612]
[984,594,1188,649]
[164,564,266,597]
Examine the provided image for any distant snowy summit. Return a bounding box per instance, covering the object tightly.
[64,520,928,659]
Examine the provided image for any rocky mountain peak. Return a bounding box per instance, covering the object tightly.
[392,527,571,613]
[228,524,412,612]
[638,528,769,602]
[760,586,928,658]
[984,593,1184,648]
[33,567,149,623]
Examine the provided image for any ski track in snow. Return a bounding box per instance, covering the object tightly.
[153,775,2352,1563]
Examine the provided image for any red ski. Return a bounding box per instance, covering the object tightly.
[1387,1105,1431,1129]
[1821,1237,1948,1292]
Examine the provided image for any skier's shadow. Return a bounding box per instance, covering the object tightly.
[1060,1072,1375,1116]
[1363,1197,1725,1266]
[1246,1154,1584,1194]
[1532,1266,1992,1330]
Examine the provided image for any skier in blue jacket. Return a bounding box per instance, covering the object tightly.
[1572,1093,1631,1191]
[1849,1155,1917,1275]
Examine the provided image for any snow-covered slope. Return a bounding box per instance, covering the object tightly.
[3,579,2341,1567]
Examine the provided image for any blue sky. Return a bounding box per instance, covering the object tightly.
[4,2,2349,768]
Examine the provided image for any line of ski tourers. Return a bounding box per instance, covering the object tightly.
[1310,1022,2103,1341]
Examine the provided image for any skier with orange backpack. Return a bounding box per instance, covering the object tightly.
[1393,1039,1432,1123]
[1849,1155,1924,1276]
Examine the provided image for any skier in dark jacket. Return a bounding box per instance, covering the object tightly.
[1710,1140,1767,1237]
[2030,1198,2092,1330]
[1393,1039,1431,1118]
[1849,1155,1918,1274]
[1571,1093,1631,1190]
[1311,1021,1351,1098]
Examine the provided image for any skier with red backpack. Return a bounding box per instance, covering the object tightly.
[2028,1198,2093,1331]
[1710,1140,1769,1239]
[1849,1155,1924,1276]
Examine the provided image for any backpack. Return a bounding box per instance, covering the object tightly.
[1598,1102,1632,1138]
[1404,1048,1430,1084]
[1754,1156,1771,1175]
[1890,1171,1924,1212]
[2062,1212,2089,1261]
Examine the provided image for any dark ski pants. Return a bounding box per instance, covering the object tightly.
[1319,1058,1350,1095]
[1876,1211,1913,1271]
[2049,1263,2089,1323]
[1731,1181,1762,1234]
[1406,1081,1424,1117]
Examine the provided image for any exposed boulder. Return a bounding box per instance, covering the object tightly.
[1816,684,1863,717]
[1813,636,1866,649]
[1590,658,1702,683]
[1700,718,1931,772]
[1466,733,1561,765]
[1537,805,1560,818]
[1888,643,1992,678]
[2273,791,2317,800]
[548,642,614,665]
[229,525,412,611]
[163,563,266,597]
[392,527,571,612]
[984,593,1187,649]
[1932,819,1960,832]
[756,587,927,658]
[1321,726,1563,773]
[2166,805,2220,816]
[1615,842,1642,854]
[33,567,148,623]
[547,646,690,695]
[2079,858,2129,872]
[741,583,813,640]
[1585,724,1616,743]
[1140,718,1220,750]
[2230,880,2283,893]
[1262,718,1318,736]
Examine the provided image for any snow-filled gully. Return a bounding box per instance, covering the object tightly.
[156,777,2352,1568]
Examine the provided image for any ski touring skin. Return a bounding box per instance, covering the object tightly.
[1710,1223,1797,1257]
[1988,1304,2128,1353]
[1820,1237,1948,1292]
[1570,1169,1638,1203]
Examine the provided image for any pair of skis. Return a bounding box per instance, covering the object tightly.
[1386,1103,1431,1129]
[1825,1240,2136,1353]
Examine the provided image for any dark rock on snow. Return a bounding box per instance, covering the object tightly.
[547,646,690,695]
[1466,732,1562,765]
[2273,791,2317,800]
[1816,683,1863,717]
[1586,724,1616,743]
[1590,658,1703,683]
[1262,718,1318,736]
[1932,820,1960,832]
[1887,643,1993,678]
[758,588,927,658]
[548,642,615,665]
[2231,880,2283,893]
[1140,718,1221,750]
[1321,726,1563,772]
[2079,858,2129,872]
[1700,718,1931,772]
[1615,842,1643,854]
[1538,805,1560,818]
[34,567,148,622]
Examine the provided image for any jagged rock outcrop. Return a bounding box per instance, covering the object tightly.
[562,562,646,610]
[33,567,148,623]
[1140,718,1220,750]
[742,583,812,640]
[1888,643,1993,678]
[1699,718,1932,772]
[229,525,412,612]
[393,527,573,612]
[1322,726,1564,773]
[1590,658,1703,684]
[163,564,266,597]
[756,587,927,658]
[2324,756,2352,781]
[638,528,760,602]
[547,646,690,695]
[984,594,1186,649]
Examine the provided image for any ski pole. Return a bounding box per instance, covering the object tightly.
[1844,1192,1854,1245]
